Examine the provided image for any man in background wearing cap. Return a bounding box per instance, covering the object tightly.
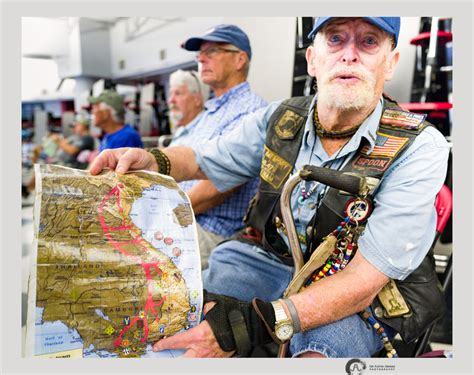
[167,24,267,268]
[91,18,449,358]
[50,113,95,169]
[89,89,143,151]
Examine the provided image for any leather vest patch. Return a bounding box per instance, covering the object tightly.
[381,109,427,130]
[352,155,391,172]
[352,131,410,172]
[275,109,305,140]
[260,145,293,189]
[361,132,409,157]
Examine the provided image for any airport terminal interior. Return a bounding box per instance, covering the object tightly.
[21,17,453,358]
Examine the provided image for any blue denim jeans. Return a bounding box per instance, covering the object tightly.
[202,240,383,357]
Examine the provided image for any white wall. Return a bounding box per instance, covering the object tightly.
[384,17,421,103]
[22,17,70,58]
[109,17,225,78]
[225,17,295,102]
[55,19,82,78]
[79,18,112,78]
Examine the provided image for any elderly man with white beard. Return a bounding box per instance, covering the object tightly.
[90,17,449,358]
[167,69,210,136]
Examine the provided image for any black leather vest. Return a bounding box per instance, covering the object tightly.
[244,95,429,262]
[241,95,445,343]
[243,96,312,264]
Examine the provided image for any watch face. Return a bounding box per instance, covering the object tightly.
[275,323,294,341]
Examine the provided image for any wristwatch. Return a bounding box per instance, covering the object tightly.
[271,300,294,342]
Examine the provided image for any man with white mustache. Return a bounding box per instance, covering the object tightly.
[167,69,209,131]
[91,17,449,358]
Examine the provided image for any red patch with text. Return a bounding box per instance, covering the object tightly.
[352,155,391,171]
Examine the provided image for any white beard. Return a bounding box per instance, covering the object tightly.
[169,110,184,125]
[317,68,377,111]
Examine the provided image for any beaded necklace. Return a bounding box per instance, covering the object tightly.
[314,106,362,139]
[297,182,320,207]
[300,198,398,358]
[360,311,398,358]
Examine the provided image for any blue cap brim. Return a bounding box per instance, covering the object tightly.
[308,17,399,47]
[182,36,233,51]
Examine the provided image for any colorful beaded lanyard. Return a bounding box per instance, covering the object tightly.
[298,181,320,208]
[302,196,399,358]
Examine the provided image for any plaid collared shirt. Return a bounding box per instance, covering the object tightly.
[174,82,267,238]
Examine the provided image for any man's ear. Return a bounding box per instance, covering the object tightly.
[385,50,400,81]
[103,108,112,121]
[235,52,247,71]
[193,94,203,108]
[306,45,317,77]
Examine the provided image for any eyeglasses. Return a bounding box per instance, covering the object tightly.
[195,46,240,60]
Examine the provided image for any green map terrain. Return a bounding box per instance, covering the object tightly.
[35,165,195,357]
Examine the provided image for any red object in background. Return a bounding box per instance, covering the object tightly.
[410,31,453,46]
[399,102,452,112]
[435,185,452,234]
[428,112,448,120]
[60,100,75,113]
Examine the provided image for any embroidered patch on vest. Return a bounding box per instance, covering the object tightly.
[275,110,305,140]
[260,145,293,189]
[360,132,409,158]
[380,109,427,129]
[352,155,391,172]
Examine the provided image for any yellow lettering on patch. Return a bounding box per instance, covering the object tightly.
[260,145,293,189]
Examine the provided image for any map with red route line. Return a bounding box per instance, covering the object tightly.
[26,164,203,358]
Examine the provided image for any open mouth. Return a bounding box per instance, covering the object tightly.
[335,74,360,81]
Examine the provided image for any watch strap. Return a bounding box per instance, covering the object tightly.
[251,298,284,345]
[271,301,289,322]
[282,298,301,333]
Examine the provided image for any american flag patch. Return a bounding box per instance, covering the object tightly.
[361,132,409,157]
[381,109,427,129]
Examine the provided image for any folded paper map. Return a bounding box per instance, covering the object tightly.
[26,164,203,358]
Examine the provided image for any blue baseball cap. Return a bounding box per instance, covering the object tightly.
[308,17,401,47]
[182,24,252,60]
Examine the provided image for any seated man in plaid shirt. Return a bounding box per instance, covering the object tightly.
[170,24,267,268]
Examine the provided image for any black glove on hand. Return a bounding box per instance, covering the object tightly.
[203,290,279,357]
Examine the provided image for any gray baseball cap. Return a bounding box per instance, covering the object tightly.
[88,90,125,116]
